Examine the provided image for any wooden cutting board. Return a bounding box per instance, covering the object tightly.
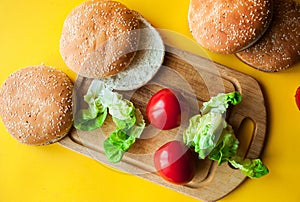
[59,46,267,202]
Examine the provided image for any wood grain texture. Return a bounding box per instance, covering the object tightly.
[59,46,267,202]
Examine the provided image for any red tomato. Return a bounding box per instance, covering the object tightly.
[296,87,300,110]
[154,140,197,185]
[146,88,188,130]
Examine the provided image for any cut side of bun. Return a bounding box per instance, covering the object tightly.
[101,11,165,91]
[0,65,73,145]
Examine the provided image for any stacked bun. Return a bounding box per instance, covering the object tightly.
[188,0,273,54]
[236,0,300,72]
[60,0,164,90]
[189,0,300,72]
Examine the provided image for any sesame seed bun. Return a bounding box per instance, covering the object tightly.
[236,0,300,72]
[188,0,273,54]
[60,0,140,78]
[0,65,73,145]
[101,11,165,90]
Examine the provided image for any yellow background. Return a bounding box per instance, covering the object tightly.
[0,0,300,201]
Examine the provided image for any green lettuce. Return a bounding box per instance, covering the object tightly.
[183,92,269,178]
[111,100,136,130]
[229,157,269,179]
[103,109,145,163]
[208,125,239,165]
[103,130,135,163]
[200,91,242,114]
[74,79,145,163]
[74,81,108,131]
[183,112,227,159]
[184,92,241,159]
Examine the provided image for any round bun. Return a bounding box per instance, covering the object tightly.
[188,0,273,54]
[101,11,165,90]
[0,65,73,145]
[60,0,140,78]
[236,0,300,72]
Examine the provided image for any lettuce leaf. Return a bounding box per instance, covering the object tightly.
[201,91,242,115]
[111,99,136,130]
[103,130,135,163]
[183,112,227,159]
[74,79,109,131]
[74,79,145,163]
[229,157,269,179]
[74,93,108,131]
[126,109,146,138]
[74,109,107,131]
[208,125,239,164]
[104,109,145,163]
[183,92,269,178]
[184,92,239,158]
